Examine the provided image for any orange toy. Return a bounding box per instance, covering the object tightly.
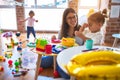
[0,55,5,62]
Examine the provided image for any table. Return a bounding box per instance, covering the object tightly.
[57,45,120,80]
[33,50,57,80]
[112,34,120,47]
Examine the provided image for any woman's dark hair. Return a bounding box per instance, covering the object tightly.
[60,8,78,38]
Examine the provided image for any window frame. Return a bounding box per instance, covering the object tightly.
[79,0,101,10]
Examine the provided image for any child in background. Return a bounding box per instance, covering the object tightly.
[20,10,38,42]
[75,12,106,45]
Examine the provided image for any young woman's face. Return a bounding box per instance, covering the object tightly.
[66,12,77,28]
[88,20,102,33]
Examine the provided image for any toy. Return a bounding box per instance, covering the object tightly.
[14,60,20,68]
[18,58,22,68]
[52,45,67,53]
[12,69,28,77]
[36,38,48,52]
[53,70,59,78]
[65,50,120,79]
[40,56,53,68]
[15,32,21,37]
[45,44,52,54]
[17,46,22,51]
[27,42,36,48]
[0,55,5,62]
[61,37,75,47]
[11,38,14,48]
[0,66,4,72]
[2,31,12,38]
[39,67,43,74]
[8,60,13,68]
[4,51,13,58]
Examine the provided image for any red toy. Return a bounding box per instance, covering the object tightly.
[53,70,59,78]
[39,67,43,74]
[0,66,4,72]
[8,60,13,67]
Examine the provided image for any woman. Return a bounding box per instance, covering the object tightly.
[58,8,84,45]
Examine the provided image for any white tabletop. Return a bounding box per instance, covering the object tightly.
[112,34,120,38]
[57,45,120,73]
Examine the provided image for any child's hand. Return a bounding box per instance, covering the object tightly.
[36,20,38,22]
[79,23,88,32]
[82,23,88,28]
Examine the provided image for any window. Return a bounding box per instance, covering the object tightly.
[0,0,17,30]
[24,0,68,31]
[78,0,100,25]
[79,0,99,9]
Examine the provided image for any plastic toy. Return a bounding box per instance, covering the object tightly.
[8,60,13,68]
[14,60,20,68]
[15,32,21,37]
[4,51,13,58]
[0,66,4,72]
[17,46,22,51]
[39,67,43,74]
[40,56,53,68]
[36,38,48,52]
[6,44,12,49]
[11,38,15,48]
[61,37,75,47]
[8,60,13,65]
[0,55,5,62]
[51,39,61,43]
[12,69,28,77]
[53,70,59,78]
[2,31,12,38]
[27,42,36,48]
[18,58,22,68]
[52,45,67,53]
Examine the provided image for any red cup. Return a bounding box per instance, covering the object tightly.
[45,44,52,54]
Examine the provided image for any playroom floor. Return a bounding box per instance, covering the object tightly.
[0,32,70,80]
[0,32,114,80]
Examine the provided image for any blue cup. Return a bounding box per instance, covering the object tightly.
[85,39,93,50]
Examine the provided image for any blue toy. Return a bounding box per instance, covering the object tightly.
[40,56,53,68]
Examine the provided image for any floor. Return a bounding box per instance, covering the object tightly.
[0,32,114,80]
[0,32,70,80]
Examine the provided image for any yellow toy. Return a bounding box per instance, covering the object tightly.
[61,37,75,47]
[0,55,5,62]
[87,8,95,17]
[4,51,13,58]
[65,50,120,79]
